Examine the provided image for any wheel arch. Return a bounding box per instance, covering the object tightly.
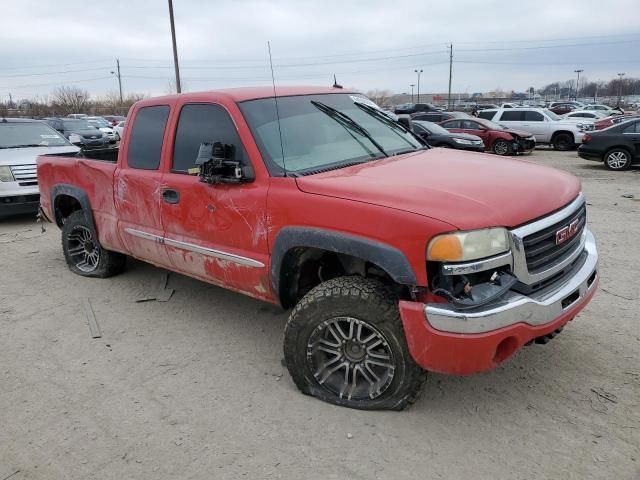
[271,227,418,308]
[51,184,96,232]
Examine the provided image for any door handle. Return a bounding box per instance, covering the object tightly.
[162,189,180,204]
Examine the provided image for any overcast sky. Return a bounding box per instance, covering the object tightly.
[1,0,639,102]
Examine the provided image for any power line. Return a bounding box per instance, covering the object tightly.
[0,76,113,90]
[0,66,112,79]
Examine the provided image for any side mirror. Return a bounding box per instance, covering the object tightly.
[396,115,413,132]
[193,141,254,184]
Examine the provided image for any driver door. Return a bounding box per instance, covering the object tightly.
[159,102,271,297]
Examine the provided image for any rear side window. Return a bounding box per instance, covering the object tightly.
[172,104,246,172]
[442,120,461,129]
[499,111,524,121]
[524,111,544,121]
[128,105,170,170]
[623,121,640,134]
[461,120,482,130]
[477,111,495,120]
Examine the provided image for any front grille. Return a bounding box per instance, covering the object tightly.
[523,204,586,274]
[10,165,38,186]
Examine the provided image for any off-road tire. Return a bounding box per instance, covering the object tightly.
[604,148,632,171]
[492,139,510,155]
[552,133,573,151]
[61,210,126,278]
[283,276,427,410]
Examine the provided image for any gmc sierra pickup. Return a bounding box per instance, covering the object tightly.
[37,87,599,410]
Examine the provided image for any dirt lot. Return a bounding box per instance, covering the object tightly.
[1,150,638,480]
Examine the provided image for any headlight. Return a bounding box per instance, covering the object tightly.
[452,138,474,145]
[427,228,510,262]
[0,166,15,182]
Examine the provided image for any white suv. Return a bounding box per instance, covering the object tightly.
[477,108,591,150]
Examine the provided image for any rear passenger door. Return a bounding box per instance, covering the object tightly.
[518,111,547,139]
[160,102,271,297]
[622,121,640,159]
[115,104,174,268]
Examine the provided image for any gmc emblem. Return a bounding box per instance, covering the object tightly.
[556,219,580,245]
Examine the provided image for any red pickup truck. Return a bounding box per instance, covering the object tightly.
[37,87,599,410]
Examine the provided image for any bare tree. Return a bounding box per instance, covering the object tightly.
[366,89,392,107]
[51,86,90,115]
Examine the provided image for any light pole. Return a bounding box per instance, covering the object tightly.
[409,84,415,103]
[167,0,182,93]
[617,72,625,106]
[110,58,123,106]
[574,69,583,101]
[414,69,423,103]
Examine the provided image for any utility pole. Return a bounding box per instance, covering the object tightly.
[617,72,625,106]
[447,44,453,111]
[414,69,423,103]
[409,84,415,103]
[8,92,13,108]
[111,59,123,105]
[574,69,583,101]
[168,0,182,93]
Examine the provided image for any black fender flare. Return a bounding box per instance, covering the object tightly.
[51,184,96,233]
[270,226,418,300]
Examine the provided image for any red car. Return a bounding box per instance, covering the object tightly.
[548,103,576,115]
[36,87,598,410]
[594,115,640,130]
[439,117,536,155]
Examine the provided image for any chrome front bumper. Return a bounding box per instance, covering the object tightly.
[425,229,598,334]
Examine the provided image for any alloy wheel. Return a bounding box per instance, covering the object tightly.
[306,316,396,401]
[606,151,629,169]
[66,225,100,273]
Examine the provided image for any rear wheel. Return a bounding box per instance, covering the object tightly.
[492,139,510,155]
[552,133,574,151]
[283,276,426,410]
[604,148,632,170]
[61,210,126,277]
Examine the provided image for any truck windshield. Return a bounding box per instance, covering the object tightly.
[0,122,70,148]
[239,93,423,175]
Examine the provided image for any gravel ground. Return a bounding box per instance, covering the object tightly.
[0,150,638,480]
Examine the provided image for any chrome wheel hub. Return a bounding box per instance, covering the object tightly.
[67,226,100,273]
[306,316,395,401]
[607,151,627,169]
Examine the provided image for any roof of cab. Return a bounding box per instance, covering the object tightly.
[135,86,358,106]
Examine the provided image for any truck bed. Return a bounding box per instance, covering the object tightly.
[37,153,122,252]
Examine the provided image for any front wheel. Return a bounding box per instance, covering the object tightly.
[492,139,511,155]
[283,276,426,410]
[61,210,126,277]
[604,148,632,170]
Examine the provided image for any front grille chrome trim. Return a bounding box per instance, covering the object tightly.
[510,193,586,285]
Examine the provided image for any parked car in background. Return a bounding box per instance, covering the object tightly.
[594,115,640,130]
[411,120,484,151]
[439,117,535,155]
[562,111,608,120]
[114,121,125,139]
[579,118,640,170]
[549,101,584,109]
[394,103,441,115]
[0,119,79,217]
[500,103,518,108]
[85,116,118,143]
[67,114,88,119]
[478,108,589,150]
[583,104,622,116]
[476,104,499,110]
[102,115,126,127]
[549,103,577,115]
[44,118,111,149]
[411,111,469,123]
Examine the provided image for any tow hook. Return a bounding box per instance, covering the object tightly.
[525,326,565,346]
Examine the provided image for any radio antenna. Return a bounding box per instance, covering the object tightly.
[268,41,287,177]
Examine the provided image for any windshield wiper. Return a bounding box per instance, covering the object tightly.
[353,102,428,150]
[311,101,388,158]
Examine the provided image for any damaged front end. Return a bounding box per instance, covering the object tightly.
[426,227,516,310]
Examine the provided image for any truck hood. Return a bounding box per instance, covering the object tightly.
[0,145,80,167]
[295,149,581,230]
